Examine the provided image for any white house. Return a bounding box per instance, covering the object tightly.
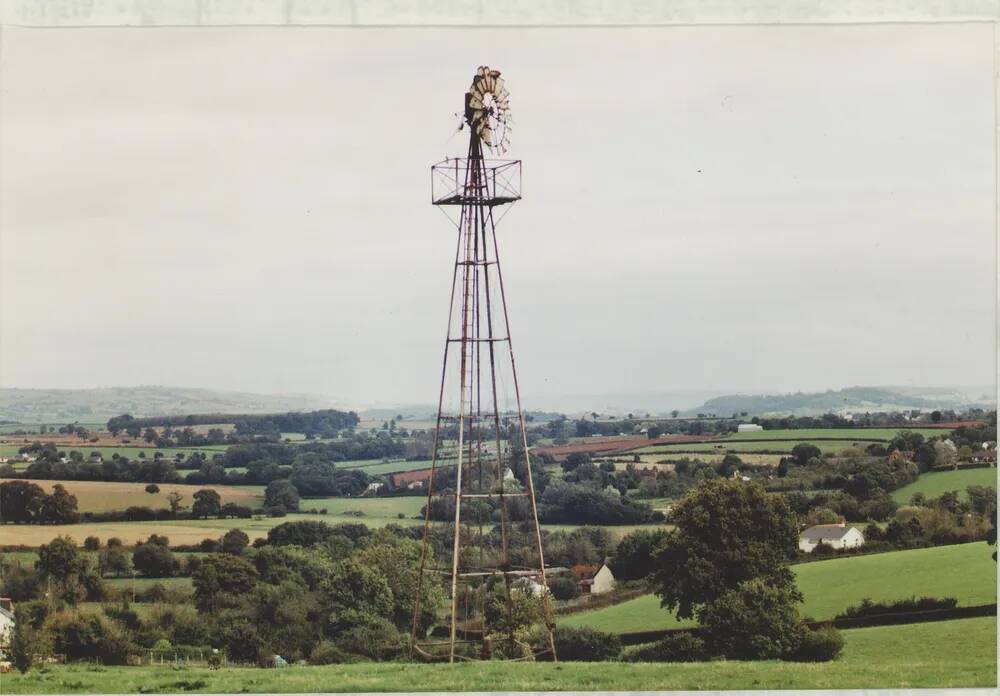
[798,522,865,553]
[0,598,14,648]
[737,424,763,433]
[580,560,616,595]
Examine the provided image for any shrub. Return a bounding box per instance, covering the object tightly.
[145,484,160,494]
[837,595,958,619]
[547,576,580,601]
[551,626,621,662]
[698,579,804,660]
[334,618,405,661]
[622,632,707,662]
[263,505,287,518]
[309,641,354,665]
[790,625,844,661]
[46,610,134,665]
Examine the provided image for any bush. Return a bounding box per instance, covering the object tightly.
[790,626,844,661]
[551,626,621,662]
[622,632,707,662]
[47,610,134,664]
[334,618,406,661]
[309,640,354,665]
[547,576,580,601]
[837,595,958,619]
[698,579,804,660]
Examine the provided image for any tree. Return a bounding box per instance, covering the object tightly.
[933,439,958,470]
[10,604,45,673]
[698,578,805,660]
[192,489,222,519]
[132,542,176,577]
[143,427,158,443]
[647,426,663,439]
[221,528,250,556]
[652,479,801,619]
[145,483,160,494]
[931,410,943,424]
[83,536,101,551]
[193,554,258,612]
[320,558,393,632]
[98,546,132,578]
[0,480,47,523]
[37,536,101,605]
[41,483,79,524]
[166,491,185,514]
[264,480,300,512]
[671,410,680,419]
[610,529,670,581]
[791,443,822,467]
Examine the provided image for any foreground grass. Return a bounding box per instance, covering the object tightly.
[562,542,997,632]
[2,617,994,692]
[892,467,997,504]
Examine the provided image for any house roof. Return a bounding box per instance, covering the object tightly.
[799,524,855,541]
[0,606,14,621]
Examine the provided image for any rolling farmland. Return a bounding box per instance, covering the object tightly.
[561,542,997,633]
[0,479,264,513]
[891,467,997,504]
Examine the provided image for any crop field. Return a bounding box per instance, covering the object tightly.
[4,616,994,692]
[561,542,997,633]
[891,467,997,503]
[0,479,265,514]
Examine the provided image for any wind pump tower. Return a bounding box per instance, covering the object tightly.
[410,67,557,662]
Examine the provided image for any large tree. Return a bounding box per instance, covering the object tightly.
[652,479,801,619]
[0,481,47,523]
[264,479,300,512]
[191,489,222,519]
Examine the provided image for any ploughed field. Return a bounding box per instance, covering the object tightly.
[560,542,997,633]
[3,617,995,692]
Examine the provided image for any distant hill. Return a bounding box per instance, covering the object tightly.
[0,386,333,424]
[682,386,995,418]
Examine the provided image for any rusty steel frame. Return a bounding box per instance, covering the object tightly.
[410,126,557,663]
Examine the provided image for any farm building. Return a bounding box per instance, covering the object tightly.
[0,598,14,648]
[737,423,763,433]
[578,560,616,595]
[798,522,865,553]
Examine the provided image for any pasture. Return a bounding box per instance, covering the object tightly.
[3,617,994,691]
[632,440,872,455]
[891,467,997,503]
[561,542,997,633]
[0,444,227,461]
[718,427,950,442]
[0,479,264,514]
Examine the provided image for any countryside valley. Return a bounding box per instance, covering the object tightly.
[0,387,995,691]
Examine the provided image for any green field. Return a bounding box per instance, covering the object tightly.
[3,616,994,691]
[104,576,193,590]
[337,459,443,475]
[892,467,997,504]
[634,440,873,455]
[562,542,997,633]
[0,445,227,460]
[297,495,425,521]
[719,427,950,442]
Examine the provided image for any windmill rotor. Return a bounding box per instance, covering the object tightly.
[465,65,512,155]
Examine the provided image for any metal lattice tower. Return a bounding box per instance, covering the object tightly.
[410,67,557,663]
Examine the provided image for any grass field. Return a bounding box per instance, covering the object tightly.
[561,542,997,633]
[0,445,227,460]
[3,617,994,691]
[718,427,950,442]
[892,467,997,503]
[103,576,193,590]
[0,479,264,514]
[633,440,873,455]
[297,495,425,521]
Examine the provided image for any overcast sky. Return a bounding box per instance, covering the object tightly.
[0,24,995,408]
